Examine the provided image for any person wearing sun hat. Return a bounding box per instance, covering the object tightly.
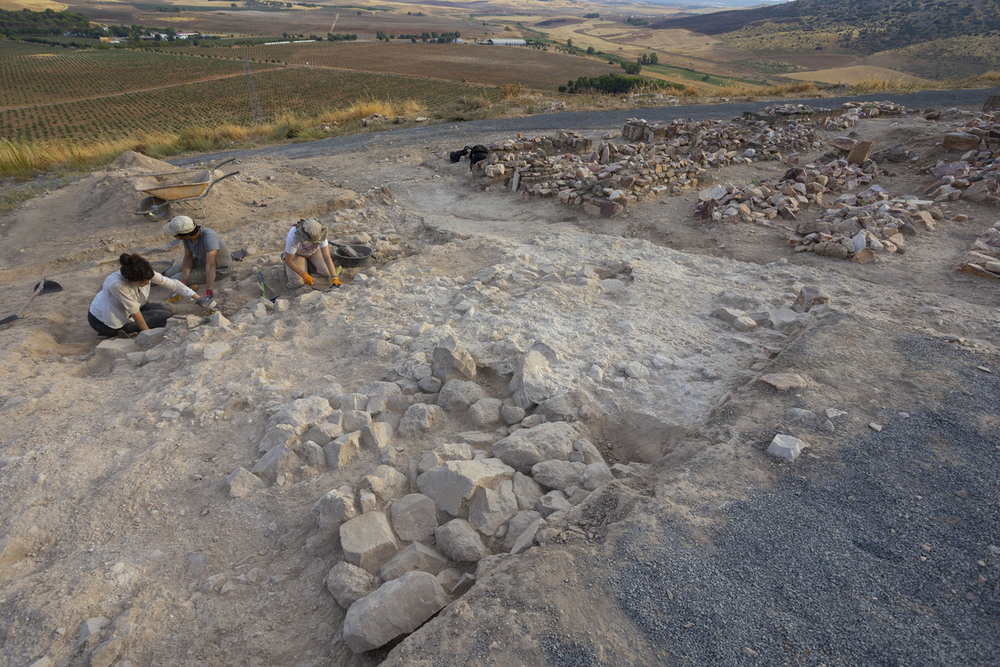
[161,215,233,299]
[283,218,339,288]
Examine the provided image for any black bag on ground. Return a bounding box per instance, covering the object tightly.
[468,144,490,170]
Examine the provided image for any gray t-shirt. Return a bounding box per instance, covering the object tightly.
[183,227,232,273]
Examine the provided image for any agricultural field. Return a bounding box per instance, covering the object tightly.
[159,41,623,89]
[60,1,490,41]
[0,55,500,142]
[0,40,258,108]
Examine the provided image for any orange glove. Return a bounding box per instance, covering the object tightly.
[329,276,341,288]
[301,273,314,286]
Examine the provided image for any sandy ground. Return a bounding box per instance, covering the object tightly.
[0,104,998,665]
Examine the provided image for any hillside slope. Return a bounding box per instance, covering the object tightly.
[653,0,1000,53]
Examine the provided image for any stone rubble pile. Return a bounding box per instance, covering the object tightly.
[240,370,639,653]
[819,100,908,131]
[470,101,911,219]
[921,114,1000,205]
[955,221,1000,278]
[788,188,945,262]
[694,157,877,225]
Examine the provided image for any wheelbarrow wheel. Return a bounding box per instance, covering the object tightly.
[136,196,170,220]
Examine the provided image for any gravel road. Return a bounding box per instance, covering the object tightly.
[609,335,1000,665]
[175,86,1000,167]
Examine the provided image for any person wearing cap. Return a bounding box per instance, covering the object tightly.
[283,218,340,288]
[162,215,233,300]
[88,253,215,337]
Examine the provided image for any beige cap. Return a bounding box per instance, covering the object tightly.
[297,218,326,243]
[163,215,196,236]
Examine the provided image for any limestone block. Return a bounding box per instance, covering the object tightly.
[299,440,325,470]
[303,421,344,447]
[361,465,409,503]
[342,409,373,432]
[468,398,503,429]
[435,519,490,562]
[531,460,585,491]
[380,542,450,581]
[257,423,297,455]
[417,458,514,516]
[793,285,831,312]
[325,561,377,609]
[502,510,543,552]
[510,517,543,555]
[491,421,579,474]
[767,308,801,333]
[572,438,605,465]
[509,348,562,409]
[324,431,361,469]
[436,442,474,461]
[361,421,393,450]
[343,571,448,653]
[364,381,407,415]
[251,444,300,485]
[340,511,398,573]
[767,434,808,462]
[468,480,518,536]
[134,328,165,349]
[537,490,572,517]
[268,395,333,430]
[438,380,484,412]
[398,403,444,435]
[501,402,526,425]
[432,334,477,382]
[338,393,370,411]
[846,139,874,165]
[943,132,980,151]
[418,451,443,474]
[582,462,614,491]
[389,493,439,542]
[512,471,544,511]
[225,467,264,498]
[312,485,358,532]
[93,338,138,368]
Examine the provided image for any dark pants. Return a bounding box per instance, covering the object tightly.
[88,302,172,337]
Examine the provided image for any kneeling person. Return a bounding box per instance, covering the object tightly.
[89,253,215,337]
[162,215,233,299]
[284,218,339,288]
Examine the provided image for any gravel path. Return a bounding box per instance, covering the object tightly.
[174,86,1000,167]
[608,336,1000,665]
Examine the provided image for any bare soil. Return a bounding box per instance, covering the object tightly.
[0,106,998,665]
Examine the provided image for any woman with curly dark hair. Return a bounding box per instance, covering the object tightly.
[88,253,215,337]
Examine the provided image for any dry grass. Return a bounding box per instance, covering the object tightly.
[499,82,527,100]
[0,98,427,179]
[849,76,928,94]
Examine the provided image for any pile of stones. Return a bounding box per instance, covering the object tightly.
[921,114,1000,204]
[694,158,877,225]
[956,221,1000,278]
[819,100,908,131]
[787,187,945,262]
[226,333,643,653]
[472,101,909,219]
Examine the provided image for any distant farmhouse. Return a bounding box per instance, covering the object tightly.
[479,38,526,46]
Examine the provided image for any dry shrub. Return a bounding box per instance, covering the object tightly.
[850,76,923,94]
[980,71,1000,83]
[499,82,526,99]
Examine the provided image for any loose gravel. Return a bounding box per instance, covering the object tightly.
[609,336,1000,665]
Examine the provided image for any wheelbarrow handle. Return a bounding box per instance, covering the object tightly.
[210,157,237,171]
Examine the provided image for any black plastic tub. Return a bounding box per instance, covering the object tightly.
[334,245,373,268]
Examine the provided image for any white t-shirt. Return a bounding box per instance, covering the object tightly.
[89,271,195,328]
[285,226,328,258]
